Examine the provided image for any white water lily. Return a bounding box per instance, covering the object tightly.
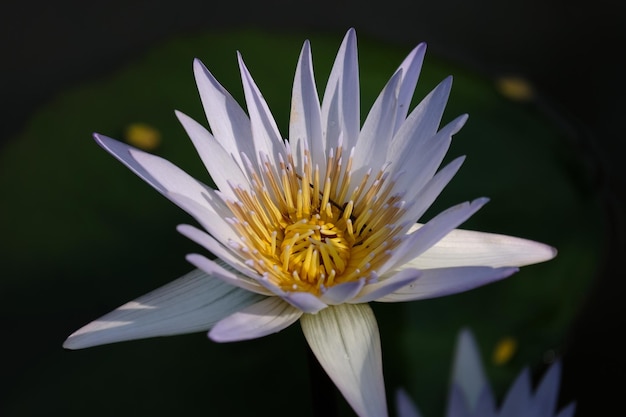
[64,29,556,417]
[396,329,576,417]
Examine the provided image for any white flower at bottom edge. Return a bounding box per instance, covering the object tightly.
[63,29,556,417]
[396,329,576,417]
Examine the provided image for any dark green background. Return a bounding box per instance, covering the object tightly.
[1,2,624,416]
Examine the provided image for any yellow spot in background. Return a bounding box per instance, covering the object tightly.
[495,76,535,102]
[492,336,518,365]
[125,123,161,151]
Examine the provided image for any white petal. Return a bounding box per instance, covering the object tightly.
[399,156,465,225]
[377,266,517,302]
[321,28,359,151]
[208,297,302,342]
[237,52,284,166]
[177,224,259,279]
[193,59,256,169]
[321,279,366,305]
[175,110,249,198]
[352,70,402,179]
[300,303,388,417]
[94,134,213,207]
[63,269,263,349]
[387,76,452,166]
[352,268,421,303]
[395,388,422,417]
[290,40,324,169]
[167,191,239,245]
[186,253,271,295]
[394,114,467,205]
[382,198,489,273]
[393,43,427,134]
[405,225,558,269]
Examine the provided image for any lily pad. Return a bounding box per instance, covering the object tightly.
[0,30,601,416]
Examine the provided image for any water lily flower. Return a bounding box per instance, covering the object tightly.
[396,329,576,417]
[64,29,556,417]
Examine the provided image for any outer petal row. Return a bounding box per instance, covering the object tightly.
[63,269,264,349]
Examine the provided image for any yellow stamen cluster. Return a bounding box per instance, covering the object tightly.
[225,145,406,295]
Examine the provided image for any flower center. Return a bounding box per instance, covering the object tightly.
[224,144,406,295]
[280,216,350,285]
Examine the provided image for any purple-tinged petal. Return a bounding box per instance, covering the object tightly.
[377,266,517,302]
[186,253,271,295]
[405,226,557,269]
[301,303,388,417]
[63,269,263,350]
[283,291,328,314]
[290,39,323,170]
[395,388,422,417]
[94,134,213,208]
[192,59,256,168]
[381,198,489,274]
[237,52,284,166]
[321,279,366,305]
[452,329,490,411]
[446,384,472,417]
[321,28,359,152]
[177,224,256,277]
[175,110,249,198]
[529,361,561,417]
[499,368,533,417]
[208,297,302,342]
[352,268,421,303]
[393,43,427,134]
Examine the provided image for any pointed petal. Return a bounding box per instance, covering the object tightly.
[208,297,302,342]
[393,43,427,134]
[387,76,452,166]
[499,368,532,417]
[352,70,402,178]
[301,303,388,417]
[238,52,284,166]
[63,269,264,349]
[193,59,256,168]
[185,253,271,295]
[377,266,517,302]
[321,28,359,151]
[399,156,465,225]
[94,133,213,208]
[530,361,562,417]
[175,110,248,198]
[290,39,323,169]
[394,114,467,206]
[321,279,366,304]
[382,198,489,273]
[405,226,557,268]
[167,191,239,244]
[451,329,490,411]
[352,268,421,303]
[395,388,422,417]
[177,224,259,280]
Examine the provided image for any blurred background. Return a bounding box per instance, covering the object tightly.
[1,0,624,416]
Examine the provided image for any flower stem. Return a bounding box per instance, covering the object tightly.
[307,345,339,417]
